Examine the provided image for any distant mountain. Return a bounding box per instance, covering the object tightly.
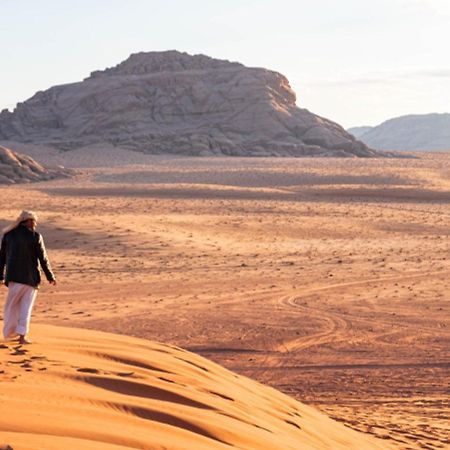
[348,113,450,151]
[0,50,382,157]
[347,126,373,139]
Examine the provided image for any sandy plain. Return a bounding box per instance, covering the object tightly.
[0,150,449,449]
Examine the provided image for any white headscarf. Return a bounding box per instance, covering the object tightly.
[2,210,38,235]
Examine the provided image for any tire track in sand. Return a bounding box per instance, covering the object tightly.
[275,269,450,353]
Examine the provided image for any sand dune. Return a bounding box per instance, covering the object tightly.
[0,325,392,450]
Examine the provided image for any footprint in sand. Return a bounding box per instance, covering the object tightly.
[11,347,28,356]
[285,420,302,430]
[76,367,101,374]
[116,371,135,377]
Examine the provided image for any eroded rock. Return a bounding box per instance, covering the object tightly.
[0,50,381,157]
[0,145,71,184]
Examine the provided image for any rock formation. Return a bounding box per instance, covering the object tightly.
[0,51,381,157]
[0,145,70,184]
[349,113,450,151]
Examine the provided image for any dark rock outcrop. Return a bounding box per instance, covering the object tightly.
[0,145,71,184]
[0,50,381,157]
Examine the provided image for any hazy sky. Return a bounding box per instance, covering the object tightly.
[1,0,449,128]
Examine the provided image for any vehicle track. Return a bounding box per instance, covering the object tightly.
[275,270,450,353]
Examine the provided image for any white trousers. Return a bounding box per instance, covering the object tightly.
[3,282,37,339]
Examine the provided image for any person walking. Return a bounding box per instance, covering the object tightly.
[0,210,56,345]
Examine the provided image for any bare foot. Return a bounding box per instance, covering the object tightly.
[18,335,32,345]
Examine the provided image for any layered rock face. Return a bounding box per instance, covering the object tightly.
[0,51,378,157]
[350,113,450,151]
[0,145,70,184]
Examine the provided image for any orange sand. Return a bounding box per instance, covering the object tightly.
[0,325,393,449]
[0,152,449,449]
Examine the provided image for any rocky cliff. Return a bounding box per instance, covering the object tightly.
[0,51,380,157]
[349,113,450,151]
[0,145,71,184]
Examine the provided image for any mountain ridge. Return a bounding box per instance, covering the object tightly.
[348,113,450,151]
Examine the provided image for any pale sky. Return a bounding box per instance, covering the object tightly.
[1,0,449,128]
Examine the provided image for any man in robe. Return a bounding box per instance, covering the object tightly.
[0,210,56,345]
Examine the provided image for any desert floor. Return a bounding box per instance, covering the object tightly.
[1,151,449,449]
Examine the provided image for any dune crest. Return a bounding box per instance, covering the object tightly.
[0,325,392,449]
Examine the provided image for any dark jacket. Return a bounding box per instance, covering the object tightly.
[0,224,55,288]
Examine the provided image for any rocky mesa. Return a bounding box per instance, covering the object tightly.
[0,51,380,157]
